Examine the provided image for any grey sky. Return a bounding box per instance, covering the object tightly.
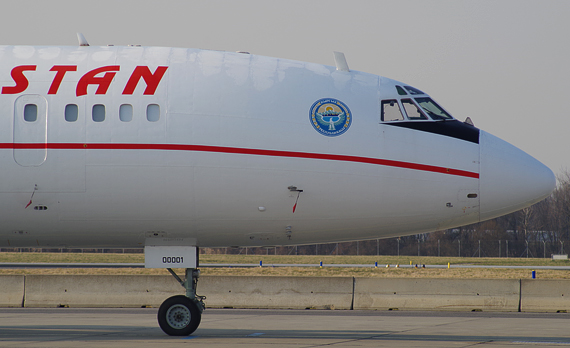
[1,0,568,177]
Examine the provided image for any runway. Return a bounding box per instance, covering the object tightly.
[1,308,569,347]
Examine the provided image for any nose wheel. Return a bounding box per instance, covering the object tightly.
[158,268,205,336]
[158,295,201,336]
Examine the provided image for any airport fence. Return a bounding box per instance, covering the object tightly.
[203,238,567,258]
[1,239,567,258]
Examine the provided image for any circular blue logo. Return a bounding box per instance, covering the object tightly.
[309,98,351,137]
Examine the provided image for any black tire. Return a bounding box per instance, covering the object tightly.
[157,295,201,336]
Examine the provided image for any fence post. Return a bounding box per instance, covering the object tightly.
[418,239,420,256]
[397,238,400,257]
[377,239,379,256]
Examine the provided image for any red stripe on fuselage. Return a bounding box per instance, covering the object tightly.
[2,143,480,179]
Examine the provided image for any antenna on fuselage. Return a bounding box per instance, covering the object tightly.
[333,51,350,72]
[77,33,89,46]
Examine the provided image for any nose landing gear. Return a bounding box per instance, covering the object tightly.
[158,268,205,336]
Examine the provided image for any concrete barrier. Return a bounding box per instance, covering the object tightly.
[354,278,520,311]
[24,275,182,308]
[0,275,25,307]
[23,275,353,309]
[520,279,570,312]
[11,275,570,312]
[200,276,353,310]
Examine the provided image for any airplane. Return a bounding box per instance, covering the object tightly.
[0,34,555,335]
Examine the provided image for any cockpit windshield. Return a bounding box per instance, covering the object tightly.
[403,86,425,95]
[414,97,453,120]
[381,100,405,121]
[401,99,427,120]
[380,85,455,123]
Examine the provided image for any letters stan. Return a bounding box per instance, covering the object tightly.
[1,65,168,96]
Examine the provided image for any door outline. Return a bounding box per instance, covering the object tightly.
[13,94,48,166]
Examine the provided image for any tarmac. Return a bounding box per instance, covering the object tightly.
[1,308,569,347]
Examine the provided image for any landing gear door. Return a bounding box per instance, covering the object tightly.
[144,238,198,268]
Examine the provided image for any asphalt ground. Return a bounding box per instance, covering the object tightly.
[1,308,569,347]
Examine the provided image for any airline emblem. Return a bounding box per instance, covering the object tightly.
[309,98,351,137]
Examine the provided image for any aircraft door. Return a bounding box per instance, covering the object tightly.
[13,95,47,166]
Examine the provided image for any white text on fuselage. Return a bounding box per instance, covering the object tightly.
[1,65,168,96]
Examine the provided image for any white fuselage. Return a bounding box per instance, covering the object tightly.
[0,46,555,248]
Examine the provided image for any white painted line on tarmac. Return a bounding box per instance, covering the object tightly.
[512,341,570,345]
[182,335,199,339]
[247,332,265,337]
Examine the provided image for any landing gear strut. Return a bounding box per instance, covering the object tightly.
[158,268,206,336]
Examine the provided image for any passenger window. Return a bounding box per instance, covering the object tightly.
[401,99,428,120]
[92,104,105,122]
[24,104,37,122]
[414,97,453,120]
[381,100,405,121]
[146,104,160,122]
[65,104,78,122]
[119,104,133,122]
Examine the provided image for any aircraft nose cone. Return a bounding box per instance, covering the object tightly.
[479,131,556,221]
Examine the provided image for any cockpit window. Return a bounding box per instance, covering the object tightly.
[401,99,428,120]
[414,97,454,120]
[381,100,405,121]
[396,86,407,95]
[403,86,425,95]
